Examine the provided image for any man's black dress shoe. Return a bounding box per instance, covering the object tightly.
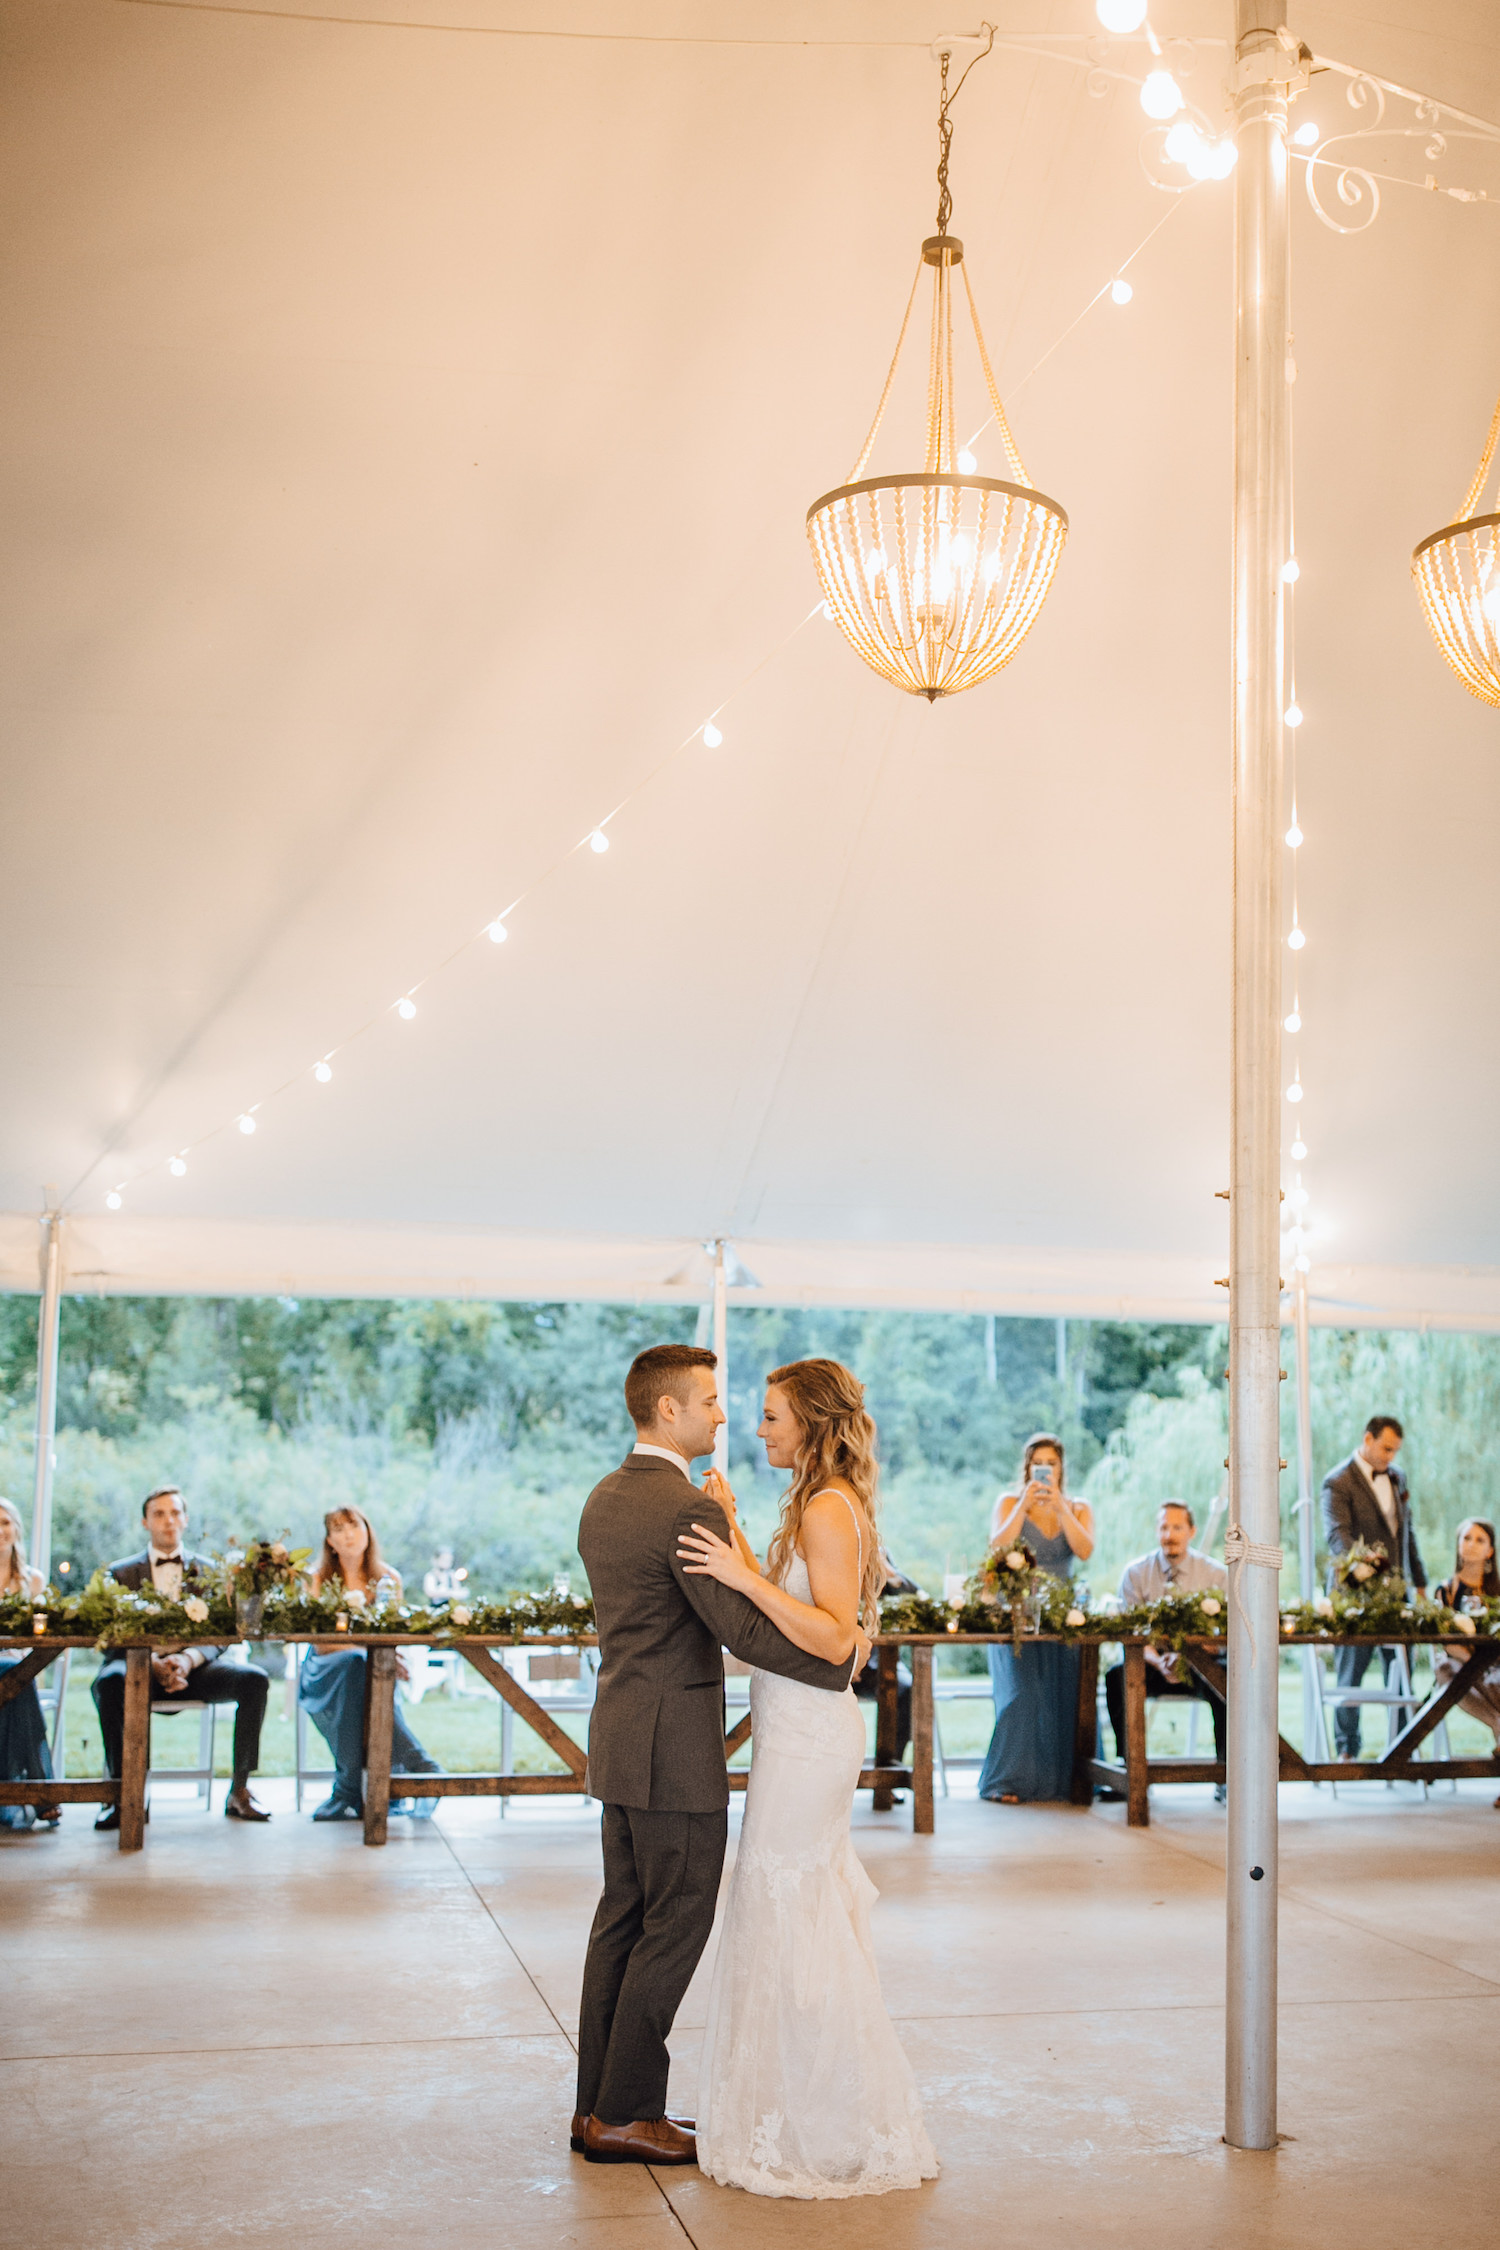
[94,1804,147,1832]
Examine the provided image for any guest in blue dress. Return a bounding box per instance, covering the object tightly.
[0,1497,61,1831]
[978,1435,1095,1805]
[299,1507,441,1823]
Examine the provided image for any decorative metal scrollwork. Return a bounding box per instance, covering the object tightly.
[1300,64,1499,236]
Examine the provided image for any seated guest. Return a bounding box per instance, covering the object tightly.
[91,1485,272,1831]
[1321,1414,1427,1759]
[0,1497,60,1830]
[1106,1502,1228,1796]
[1433,1518,1500,1806]
[851,1547,916,1762]
[298,1507,441,1822]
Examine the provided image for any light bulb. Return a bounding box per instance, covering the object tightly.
[863,547,887,584]
[1286,1080,1304,1104]
[1288,1186,1309,1210]
[237,1113,257,1134]
[1482,583,1500,625]
[314,1060,333,1081]
[1282,558,1300,582]
[1291,1135,1307,1161]
[703,721,723,748]
[1286,822,1303,848]
[1284,702,1303,727]
[1195,136,1238,180]
[1293,121,1319,146]
[1141,71,1184,121]
[106,1190,123,1210]
[589,829,610,854]
[1295,1252,1311,1273]
[487,919,508,946]
[1110,276,1134,305]
[1284,1009,1301,1033]
[1164,120,1198,166]
[957,447,977,473]
[169,1155,187,1177]
[1287,923,1306,951]
[396,997,417,1020]
[1096,0,1148,30]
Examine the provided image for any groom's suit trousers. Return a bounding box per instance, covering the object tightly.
[577,1802,729,2124]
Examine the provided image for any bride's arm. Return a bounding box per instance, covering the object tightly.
[677,1494,861,1664]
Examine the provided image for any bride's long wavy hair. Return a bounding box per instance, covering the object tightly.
[763,1359,885,1629]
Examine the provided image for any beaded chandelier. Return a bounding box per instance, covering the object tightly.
[1413,383,1500,707]
[807,38,1068,702]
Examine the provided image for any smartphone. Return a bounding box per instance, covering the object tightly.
[1031,1463,1054,1488]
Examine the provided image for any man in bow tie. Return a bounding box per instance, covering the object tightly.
[91,1486,272,1829]
[1321,1414,1427,1759]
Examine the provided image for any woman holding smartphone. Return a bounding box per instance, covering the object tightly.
[978,1433,1094,1804]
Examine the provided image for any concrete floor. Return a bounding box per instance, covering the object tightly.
[2,1776,1497,2248]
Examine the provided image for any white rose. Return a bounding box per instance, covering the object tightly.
[1004,1550,1027,1572]
[270,1544,287,1563]
[571,1594,587,1608]
[1313,1594,1333,1617]
[346,1587,367,1611]
[1350,1562,1373,1583]
[450,1604,473,1627]
[182,1596,209,1624]
[1200,1597,1222,1618]
[1451,1611,1477,1636]
[1065,1608,1086,1629]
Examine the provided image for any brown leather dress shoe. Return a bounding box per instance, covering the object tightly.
[571,2111,693,2153]
[224,1789,272,1822]
[582,2115,697,2166]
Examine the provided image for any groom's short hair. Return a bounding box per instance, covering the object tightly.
[626,1345,716,1429]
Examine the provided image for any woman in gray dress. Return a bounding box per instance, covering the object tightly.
[978,1435,1094,1804]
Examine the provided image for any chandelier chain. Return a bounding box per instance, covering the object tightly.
[934,24,996,241]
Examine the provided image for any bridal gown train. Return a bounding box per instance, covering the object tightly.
[696,1502,939,2199]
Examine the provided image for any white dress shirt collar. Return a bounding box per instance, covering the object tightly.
[1354,1449,1399,1534]
[631,1442,695,1481]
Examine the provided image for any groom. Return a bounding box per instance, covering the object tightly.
[573,1343,862,2167]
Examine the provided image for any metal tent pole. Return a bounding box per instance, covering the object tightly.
[713,1239,729,1477]
[1226,0,1304,2155]
[30,1211,65,1580]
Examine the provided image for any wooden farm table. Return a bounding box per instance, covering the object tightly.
[0,1632,913,1851]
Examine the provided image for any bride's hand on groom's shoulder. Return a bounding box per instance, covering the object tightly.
[677,1520,754,1592]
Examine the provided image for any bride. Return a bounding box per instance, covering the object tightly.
[676,1357,938,2200]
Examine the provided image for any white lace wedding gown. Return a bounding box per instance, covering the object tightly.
[696,1498,939,2199]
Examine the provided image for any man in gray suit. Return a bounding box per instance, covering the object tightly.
[572,1344,863,2168]
[1321,1414,1427,1758]
[91,1485,271,1828]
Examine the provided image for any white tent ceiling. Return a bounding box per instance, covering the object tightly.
[3,0,1498,1327]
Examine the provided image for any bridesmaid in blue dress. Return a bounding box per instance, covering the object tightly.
[0,1498,60,1830]
[299,1507,441,1822]
[978,1435,1094,1804]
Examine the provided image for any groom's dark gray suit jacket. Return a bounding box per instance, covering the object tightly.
[578,1452,854,1813]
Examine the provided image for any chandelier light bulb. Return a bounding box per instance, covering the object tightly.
[589,829,610,854]
[1293,121,1319,146]
[1286,821,1303,848]
[1110,277,1133,305]
[1287,922,1306,951]
[957,447,977,473]
[314,1060,333,1081]
[1096,0,1148,31]
[1291,1135,1307,1161]
[1284,702,1303,727]
[106,1190,122,1210]
[396,997,417,1020]
[1481,583,1500,626]
[1284,1009,1301,1033]
[1141,71,1184,121]
[169,1155,187,1177]
[702,721,723,748]
[237,1113,257,1134]
[1286,1079,1304,1104]
[1282,557,1300,582]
